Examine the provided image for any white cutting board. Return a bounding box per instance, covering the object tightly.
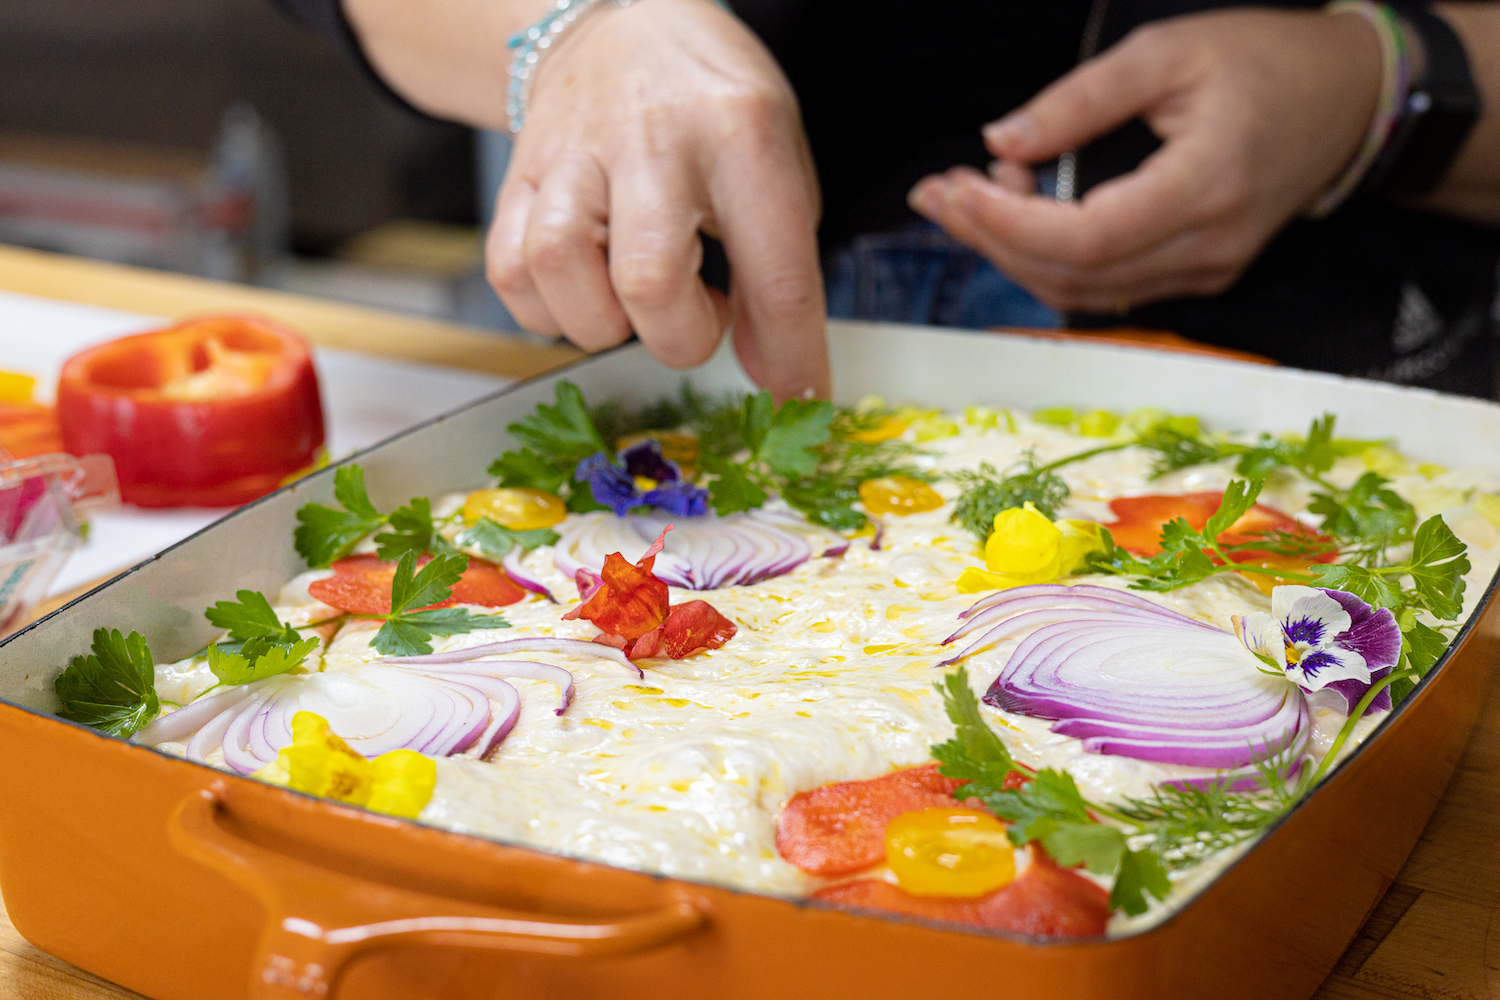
[0,289,513,595]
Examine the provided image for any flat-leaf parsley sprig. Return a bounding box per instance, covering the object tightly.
[933,668,1309,915]
[54,628,160,738]
[366,552,510,657]
[203,589,322,688]
[294,465,459,568]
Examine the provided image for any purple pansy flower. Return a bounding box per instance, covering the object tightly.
[1234,585,1402,715]
[575,439,709,519]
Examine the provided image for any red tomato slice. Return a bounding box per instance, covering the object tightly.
[1105,492,1335,563]
[811,851,1111,937]
[307,555,526,615]
[776,764,1027,877]
[57,316,324,508]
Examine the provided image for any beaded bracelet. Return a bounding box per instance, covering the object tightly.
[506,0,731,135]
[1306,0,1411,218]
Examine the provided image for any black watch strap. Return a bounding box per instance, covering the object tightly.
[1365,4,1481,196]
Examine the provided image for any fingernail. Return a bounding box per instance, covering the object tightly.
[984,114,1033,152]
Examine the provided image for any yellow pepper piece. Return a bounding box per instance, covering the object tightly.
[252,711,437,819]
[1076,410,1119,438]
[1417,462,1448,480]
[849,414,910,444]
[463,487,567,529]
[1476,494,1500,529]
[859,476,944,516]
[962,405,1001,432]
[886,807,1017,898]
[0,371,36,404]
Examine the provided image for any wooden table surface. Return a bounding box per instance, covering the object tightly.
[1,244,1497,1000]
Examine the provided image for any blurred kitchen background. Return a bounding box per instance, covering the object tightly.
[0,0,524,330]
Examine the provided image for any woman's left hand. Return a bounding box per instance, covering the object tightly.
[908,8,1383,314]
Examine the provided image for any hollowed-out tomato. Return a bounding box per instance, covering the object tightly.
[57,316,324,507]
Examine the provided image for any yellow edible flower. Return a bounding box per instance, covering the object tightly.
[955,503,1104,593]
[253,711,436,820]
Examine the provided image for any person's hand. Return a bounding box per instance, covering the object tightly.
[487,0,828,398]
[908,8,1384,314]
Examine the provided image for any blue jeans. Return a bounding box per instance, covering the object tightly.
[825,224,1059,330]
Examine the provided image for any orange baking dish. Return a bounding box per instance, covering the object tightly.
[1,324,1496,1000]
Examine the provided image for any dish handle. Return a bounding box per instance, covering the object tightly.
[168,787,706,1000]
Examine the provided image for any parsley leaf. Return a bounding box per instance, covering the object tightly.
[372,552,508,656]
[930,667,1173,916]
[508,381,608,461]
[294,466,390,568]
[205,590,302,645]
[390,551,468,615]
[1202,477,1261,541]
[757,397,834,477]
[931,670,1016,797]
[1307,563,1402,609]
[701,458,768,516]
[1407,515,1470,620]
[453,517,560,559]
[489,447,570,493]
[55,628,160,738]
[375,496,455,561]
[1308,471,1414,553]
[208,636,320,686]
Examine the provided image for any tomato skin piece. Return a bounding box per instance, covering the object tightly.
[812,851,1111,937]
[776,764,1031,877]
[56,316,324,508]
[1105,492,1335,563]
[307,555,526,615]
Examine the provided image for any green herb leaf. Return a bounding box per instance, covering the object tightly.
[373,608,507,657]
[931,669,1016,797]
[54,628,159,738]
[205,590,302,645]
[1111,846,1173,916]
[453,517,560,559]
[389,551,468,616]
[702,459,768,516]
[488,447,570,493]
[1309,563,1402,609]
[1202,478,1261,543]
[508,381,608,461]
[739,390,775,455]
[374,496,455,561]
[1036,818,1126,874]
[208,636,319,686]
[758,398,834,477]
[294,465,390,568]
[1407,515,1470,620]
[1308,472,1414,551]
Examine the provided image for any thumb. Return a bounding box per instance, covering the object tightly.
[983,30,1181,164]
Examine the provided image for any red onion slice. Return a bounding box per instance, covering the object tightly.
[552,511,816,590]
[952,587,1310,771]
[502,548,556,603]
[420,660,574,715]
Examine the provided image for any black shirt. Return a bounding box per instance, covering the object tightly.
[271,0,1499,397]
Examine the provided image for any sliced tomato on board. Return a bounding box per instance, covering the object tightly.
[812,851,1111,937]
[307,555,526,614]
[776,764,1027,877]
[1104,492,1335,563]
[57,316,324,508]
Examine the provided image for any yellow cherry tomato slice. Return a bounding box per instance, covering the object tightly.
[885,807,1017,898]
[849,414,909,444]
[463,487,566,530]
[858,476,943,516]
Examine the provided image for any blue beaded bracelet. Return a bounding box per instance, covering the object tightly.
[506,0,731,135]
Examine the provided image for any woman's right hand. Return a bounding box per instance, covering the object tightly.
[485,0,828,399]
